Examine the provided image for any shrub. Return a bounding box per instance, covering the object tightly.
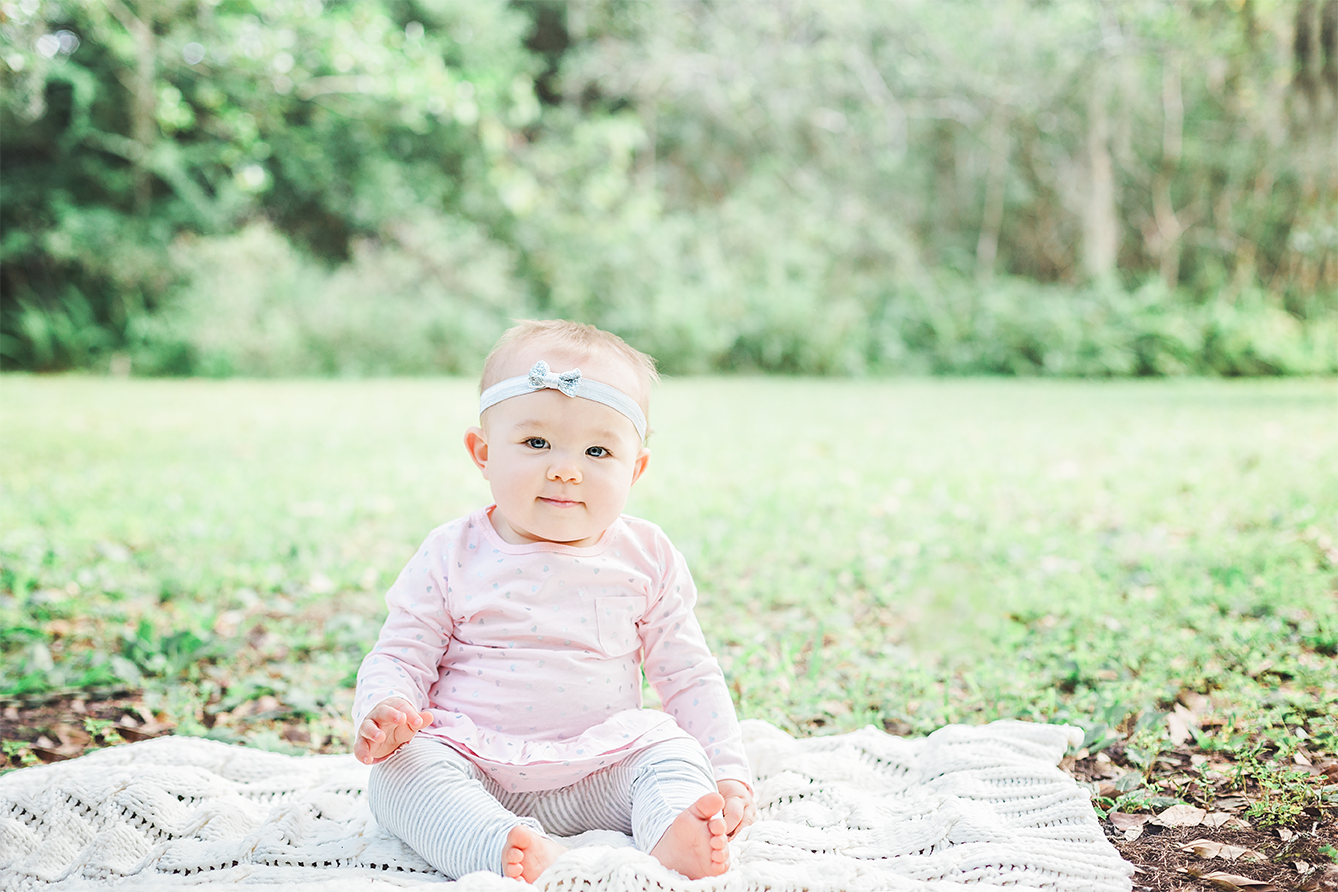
[131,217,529,377]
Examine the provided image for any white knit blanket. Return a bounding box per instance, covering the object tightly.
[1,719,1132,892]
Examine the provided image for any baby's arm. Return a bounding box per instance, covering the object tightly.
[638,536,755,833]
[354,696,434,765]
[353,530,456,762]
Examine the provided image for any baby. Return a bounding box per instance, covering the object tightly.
[353,320,756,883]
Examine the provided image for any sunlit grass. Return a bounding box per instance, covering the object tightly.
[2,375,1335,758]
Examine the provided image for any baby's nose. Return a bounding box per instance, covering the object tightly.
[548,457,582,483]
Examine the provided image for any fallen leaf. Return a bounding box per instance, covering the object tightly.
[52,723,91,748]
[1314,865,1338,892]
[116,722,173,742]
[1124,825,1144,842]
[1089,760,1124,780]
[1181,838,1264,861]
[1180,868,1279,891]
[1178,690,1208,713]
[1202,812,1236,828]
[281,723,311,744]
[1214,796,1248,812]
[1295,861,1309,873]
[1167,703,1197,745]
[31,744,83,762]
[818,699,852,716]
[1152,803,1207,827]
[1109,812,1152,832]
[1278,827,1294,842]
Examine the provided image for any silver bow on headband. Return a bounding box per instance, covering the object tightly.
[478,359,649,442]
[528,360,582,397]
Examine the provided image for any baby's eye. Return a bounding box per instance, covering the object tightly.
[525,437,549,450]
[585,446,609,458]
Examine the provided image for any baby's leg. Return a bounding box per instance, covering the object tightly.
[368,736,564,881]
[489,738,726,878]
[627,739,729,878]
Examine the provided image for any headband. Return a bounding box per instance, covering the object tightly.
[479,360,648,442]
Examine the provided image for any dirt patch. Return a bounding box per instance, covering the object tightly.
[1065,726,1338,891]
[1111,821,1338,891]
[0,690,173,763]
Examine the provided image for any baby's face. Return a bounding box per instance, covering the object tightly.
[468,352,649,548]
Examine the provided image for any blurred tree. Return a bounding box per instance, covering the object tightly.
[1,0,539,370]
[1,0,1333,375]
[507,0,1334,370]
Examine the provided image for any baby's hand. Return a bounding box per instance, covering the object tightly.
[354,697,433,765]
[717,779,756,837]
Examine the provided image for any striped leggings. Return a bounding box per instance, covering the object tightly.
[367,735,717,879]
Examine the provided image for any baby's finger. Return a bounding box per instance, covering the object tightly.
[353,727,384,764]
[386,722,416,748]
[370,704,406,725]
[722,797,745,835]
[358,717,387,743]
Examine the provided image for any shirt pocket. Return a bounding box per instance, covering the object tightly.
[595,596,642,656]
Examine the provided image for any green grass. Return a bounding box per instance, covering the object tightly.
[2,375,1336,767]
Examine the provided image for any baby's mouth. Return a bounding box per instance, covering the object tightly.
[539,497,581,508]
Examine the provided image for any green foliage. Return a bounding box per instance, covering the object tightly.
[1233,747,1327,828]
[3,376,1334,768]
[1,740,39,769]
[82,717,124,746]
[131,217,524,376]
[2,0,1336,375]
[2,0,538,370]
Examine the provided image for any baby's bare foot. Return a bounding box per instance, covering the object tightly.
[502,824,566,883]
[649,792,730,879]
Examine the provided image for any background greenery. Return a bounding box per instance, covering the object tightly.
[2,376,1336,825]
[3,0,1336,377]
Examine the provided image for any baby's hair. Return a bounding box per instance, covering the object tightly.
[480,319,659,409]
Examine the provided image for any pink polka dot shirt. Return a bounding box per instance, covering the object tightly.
[353,507,752,793]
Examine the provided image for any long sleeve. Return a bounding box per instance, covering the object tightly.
[638,543,752,787]
[352,534,455,731]
[350,510,751,793]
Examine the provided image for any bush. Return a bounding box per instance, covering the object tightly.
[130,218,529,377]
[864,278,1337,378]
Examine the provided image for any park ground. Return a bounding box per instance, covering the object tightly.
[2,375,1336,889]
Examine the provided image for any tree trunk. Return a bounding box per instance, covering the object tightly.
[105,0,158,215]
[975,100,1009,283]
[1082,67,1119,281]
[1152,55,1185,290]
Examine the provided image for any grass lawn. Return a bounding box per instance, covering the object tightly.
[2,375,1336,875]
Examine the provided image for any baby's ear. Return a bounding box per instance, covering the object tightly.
[464,427,490,477]
[630,447,650,485]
